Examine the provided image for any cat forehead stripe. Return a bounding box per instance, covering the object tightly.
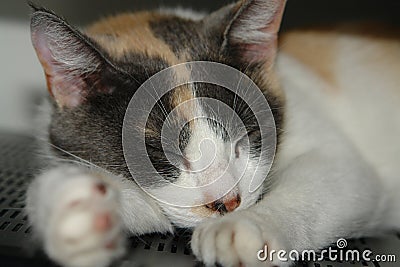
[85,12,187,65]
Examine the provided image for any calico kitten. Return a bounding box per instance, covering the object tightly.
[26,0,400,267]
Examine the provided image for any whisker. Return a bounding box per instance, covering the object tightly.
[143,67,171,123]
[44,142,112,175]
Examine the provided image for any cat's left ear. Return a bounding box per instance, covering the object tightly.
[30,5,116,108]
[207,0,287,66]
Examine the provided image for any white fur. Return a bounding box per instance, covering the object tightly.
[159,7,206,21]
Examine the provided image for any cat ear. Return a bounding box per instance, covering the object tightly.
[210,0,287,65]
[30,6,114,108]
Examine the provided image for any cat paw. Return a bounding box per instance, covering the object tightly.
[191,212,291,267]
[44,173,125,267]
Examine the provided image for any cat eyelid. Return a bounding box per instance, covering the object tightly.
[146,142,184,158]
[234,129,260,158]
[236,129,260,143]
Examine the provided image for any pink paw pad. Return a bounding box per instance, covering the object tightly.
[94,212,113,232]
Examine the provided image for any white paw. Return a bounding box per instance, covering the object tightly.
[44,172,125,267]
[191,212,291,267]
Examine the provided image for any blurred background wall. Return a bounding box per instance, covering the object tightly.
[1,0,400,134]
[2,0,400,28]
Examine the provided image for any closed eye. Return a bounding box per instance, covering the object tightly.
[146,142,180,158]
[146,142,191,170]
[234,130,260,158]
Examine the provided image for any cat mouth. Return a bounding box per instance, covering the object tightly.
[205,194,241,215]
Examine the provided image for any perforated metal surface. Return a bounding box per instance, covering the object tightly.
[0,132,398,267]
[0,133,38,250]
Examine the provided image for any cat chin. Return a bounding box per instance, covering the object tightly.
[159,205,217,228]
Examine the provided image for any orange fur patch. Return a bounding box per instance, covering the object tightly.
[171,85,194,107]
[85,12,186,65]
[280,30,338,87]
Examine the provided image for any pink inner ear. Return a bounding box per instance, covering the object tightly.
[32,28,88,108]
[50,75,88,108]
[240,37,278,64]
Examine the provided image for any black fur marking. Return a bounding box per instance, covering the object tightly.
[150,17,222,62]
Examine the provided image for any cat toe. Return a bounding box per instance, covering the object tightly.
[45,174,125,267]
[192,215,263,267]
[191,213,290,267]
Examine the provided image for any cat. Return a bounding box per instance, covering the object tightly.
[26,0,400,267]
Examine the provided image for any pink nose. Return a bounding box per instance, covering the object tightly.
[205,194,241,214]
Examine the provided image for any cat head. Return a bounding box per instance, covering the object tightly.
[30,0,286,227]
